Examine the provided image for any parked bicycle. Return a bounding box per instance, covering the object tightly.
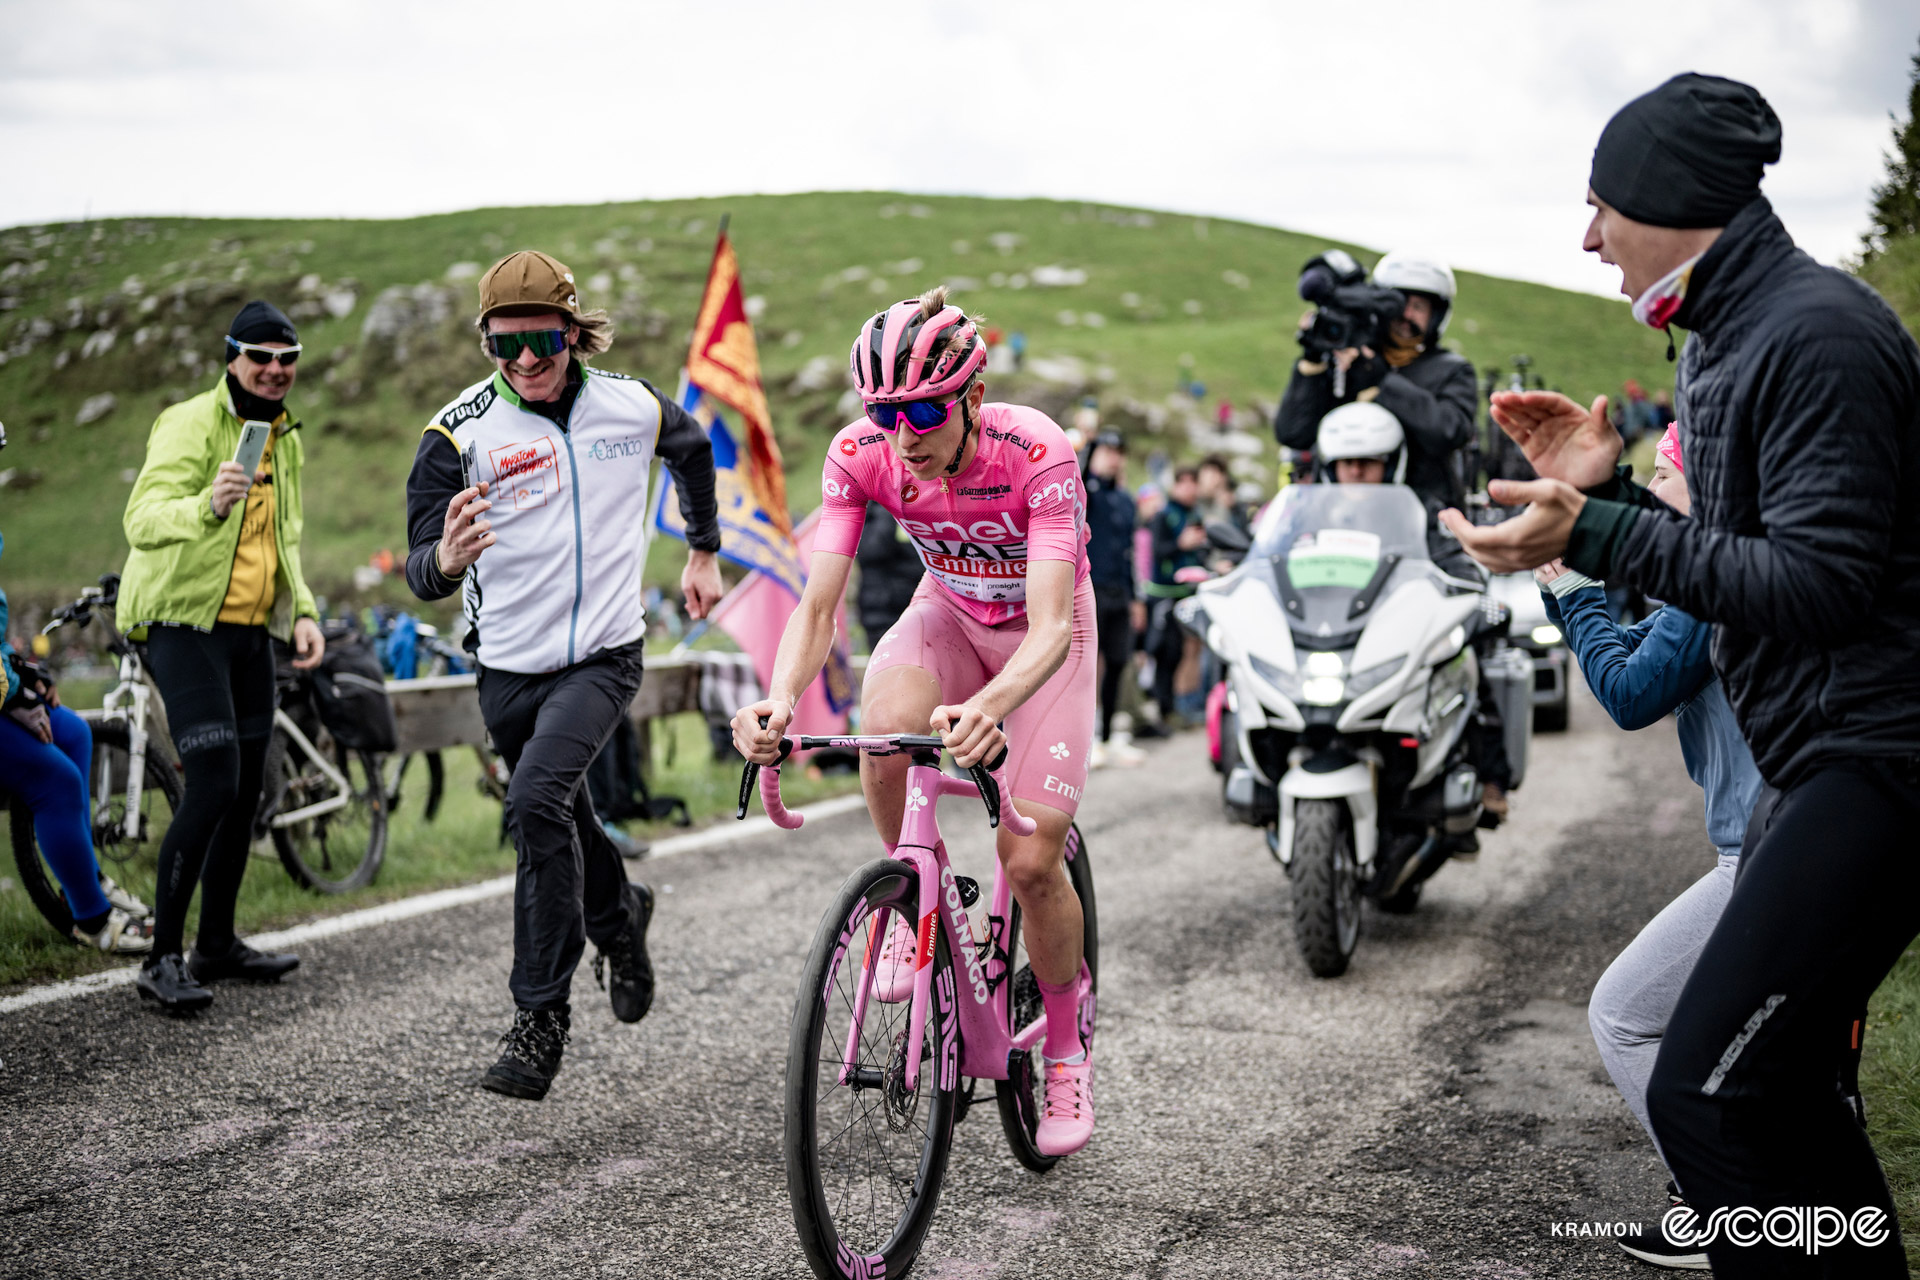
[252,619,395,893]
[3,575,183,938]
[739,730,1097,1280]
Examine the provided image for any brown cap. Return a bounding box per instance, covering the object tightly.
[477,250,581,323]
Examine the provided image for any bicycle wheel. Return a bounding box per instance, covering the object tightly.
[995,822,1098,1173]
[267,728,388,893]
[787,858,960,1280]
[7,719,181,938]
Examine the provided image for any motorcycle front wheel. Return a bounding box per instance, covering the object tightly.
[1288,799,1361,978]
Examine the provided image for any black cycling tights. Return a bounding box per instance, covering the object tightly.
[145,623,276,960]
[1647,760,1920,1278]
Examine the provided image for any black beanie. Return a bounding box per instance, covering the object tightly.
[1590,73,1781,229]
[226,299,298,348]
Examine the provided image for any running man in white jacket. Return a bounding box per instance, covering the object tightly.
[406,250,722,1100]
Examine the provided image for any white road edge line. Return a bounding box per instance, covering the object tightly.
[1,791,870,1016]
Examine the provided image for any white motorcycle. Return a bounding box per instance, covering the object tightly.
[1177,484,1532,977]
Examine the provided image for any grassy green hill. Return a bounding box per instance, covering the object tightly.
[0,191,1677,609]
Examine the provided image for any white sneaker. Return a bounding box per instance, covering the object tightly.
[73,907,154,955]
[1105,734,1146,767]
[97,874,152,919]
[1088,740,1110,771]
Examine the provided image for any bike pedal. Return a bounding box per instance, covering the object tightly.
[953,875,979,908]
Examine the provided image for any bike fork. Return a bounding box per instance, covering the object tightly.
[118,672,150,842]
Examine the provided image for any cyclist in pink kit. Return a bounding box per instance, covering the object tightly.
[734,287,1099,1156]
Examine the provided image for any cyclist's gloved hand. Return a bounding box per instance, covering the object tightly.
[934,702,1005,770]
[733,698,792,765]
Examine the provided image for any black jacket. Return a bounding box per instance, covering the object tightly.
[1274,345,1478,514]
[1566,198,1920,787]
[1084,472,1138,598]
[855,503,924,637]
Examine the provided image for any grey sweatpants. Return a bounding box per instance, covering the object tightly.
[1587,853,1739,1163]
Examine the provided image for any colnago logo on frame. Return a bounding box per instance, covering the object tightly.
[1660,1205,1891,1255]
[939,866,989,1005]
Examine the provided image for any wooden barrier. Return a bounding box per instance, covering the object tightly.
[384,654,865,758]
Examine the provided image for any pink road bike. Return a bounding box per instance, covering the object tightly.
[737,730,1098,1280]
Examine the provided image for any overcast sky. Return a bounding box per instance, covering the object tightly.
[1,0,1913,296]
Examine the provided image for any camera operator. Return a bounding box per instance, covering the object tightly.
[1274,251,1477,521]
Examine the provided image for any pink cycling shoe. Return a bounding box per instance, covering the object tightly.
[872,914,919,1003]
[1034,1053,1095,1156]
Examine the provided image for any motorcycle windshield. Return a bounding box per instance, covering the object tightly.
[1251,485,1433,641]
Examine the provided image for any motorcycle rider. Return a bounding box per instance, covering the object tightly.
[1316,403,1512,824]
[1275,252,1477,521]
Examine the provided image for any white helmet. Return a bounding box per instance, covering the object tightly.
[1316,402,1407,483]
[1371,250,1457,340]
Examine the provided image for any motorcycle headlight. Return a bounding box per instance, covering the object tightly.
[1529,624,1562,646]
[1248,653,1300,699]
[1346,657,1403,698]
[1300,676,1345,706]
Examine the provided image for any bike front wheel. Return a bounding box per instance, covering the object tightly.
[996,821,1098,1173]
[266,730,388,893]
[787,858,960,1279]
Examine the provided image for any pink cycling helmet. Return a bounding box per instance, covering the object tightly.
[850,292,986,403]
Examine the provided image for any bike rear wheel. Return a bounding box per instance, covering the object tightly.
[996,822,1098,1173]
[787,858,960,1279]
[265,729,388,893]
[8,719,181,938]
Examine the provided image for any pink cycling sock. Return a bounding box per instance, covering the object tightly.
[1037,974,1083,1061]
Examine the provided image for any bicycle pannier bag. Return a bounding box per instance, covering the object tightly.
[313,633,398,753]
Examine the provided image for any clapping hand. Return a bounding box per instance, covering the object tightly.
[1489,391,1623,490]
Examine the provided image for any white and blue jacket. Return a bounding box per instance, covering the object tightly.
[405,365,719,675]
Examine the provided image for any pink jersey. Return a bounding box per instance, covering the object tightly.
[815,403,1090,626]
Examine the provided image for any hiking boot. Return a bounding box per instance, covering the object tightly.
[74,907,153,955]
[873,913,919,1003]
[97,874,152,920]
[1616,1183,1708,1270]
[481,1007,571,1100]
[1034,1051,1095,1157]
[593,882,655,1024]
[189,938,299,983]
[135,953,214,1013]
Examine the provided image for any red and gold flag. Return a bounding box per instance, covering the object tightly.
[686,224,791,537]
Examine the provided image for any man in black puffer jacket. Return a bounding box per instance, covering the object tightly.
[1275,250,1477,520]
[1445,74,1920,1278]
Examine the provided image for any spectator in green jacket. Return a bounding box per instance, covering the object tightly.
[119,301,323,1012]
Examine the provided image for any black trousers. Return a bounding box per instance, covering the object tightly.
[1093,586,1132,741]
[1147,596,1186,718]
[477,642,645,1012]
[1646,760,1920,1278]
[145,623,276,958]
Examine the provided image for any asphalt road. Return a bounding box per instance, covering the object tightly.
[0,682,1714,1279]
